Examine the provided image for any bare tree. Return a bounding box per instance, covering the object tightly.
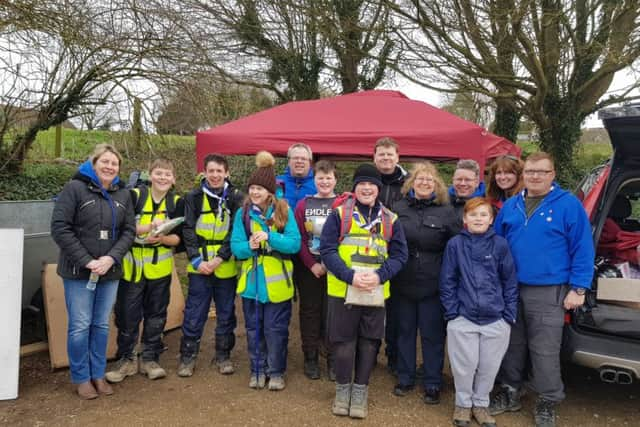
[0,0,178,172]
[155,0,397,103]
[391,0,640,179]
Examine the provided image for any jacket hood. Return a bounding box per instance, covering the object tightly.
[448,181,486,200]
[381,165,407,185]
[76,159,120,189]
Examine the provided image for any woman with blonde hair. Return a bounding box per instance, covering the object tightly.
[391,161,461,404]
[486,155,524,211]
[51,144,135,399]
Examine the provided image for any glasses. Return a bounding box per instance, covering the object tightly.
[414,177,434,184]
[523,170,553,177]
[289,156,310,162]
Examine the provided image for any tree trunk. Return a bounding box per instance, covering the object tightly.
[536,97,585,186]
[492,101,521,143]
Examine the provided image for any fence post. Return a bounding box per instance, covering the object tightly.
[55,125,62,157]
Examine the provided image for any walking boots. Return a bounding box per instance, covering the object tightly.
[489,384,522,415]
[332,383,351,416]
[349,384,369,419]
[303,350,320,380]
[105,356,138,383]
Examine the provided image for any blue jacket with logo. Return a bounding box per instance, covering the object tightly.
[277,167,316,209]
[493,184,594,289]
[440,228,518,325]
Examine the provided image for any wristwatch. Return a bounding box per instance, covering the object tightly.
[572,287,587,296]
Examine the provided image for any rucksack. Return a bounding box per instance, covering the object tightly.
[331,192,393,242]
[126,170,150,189]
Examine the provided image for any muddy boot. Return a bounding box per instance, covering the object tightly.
[249,373,266,389]
[304,350,320,380]
[453,406,471,427]
[472,406,497,427]
[268,375,286,391]
[332,383,351,416]
[215,358,235,375]
[105,356,138,383]
[489,384,522,415]
[534,398,556,427]
[349,384,369,419]
[177,356,196,377]
[140,360,167,380]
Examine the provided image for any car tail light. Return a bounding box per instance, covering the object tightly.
[564,312,571,324]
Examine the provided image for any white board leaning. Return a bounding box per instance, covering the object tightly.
[0,229,24,400]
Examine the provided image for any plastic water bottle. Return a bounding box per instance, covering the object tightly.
[86,272,99,291]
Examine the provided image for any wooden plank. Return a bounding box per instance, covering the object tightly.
[20,342,49,357]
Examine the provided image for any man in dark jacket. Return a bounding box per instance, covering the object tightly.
[178,154,244,377]
[373,136,408,374]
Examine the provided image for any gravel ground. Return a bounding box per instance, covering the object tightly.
[2,301,640,426]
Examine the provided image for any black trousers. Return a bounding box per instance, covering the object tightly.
[295,263,329,354]
[114,275,171,362]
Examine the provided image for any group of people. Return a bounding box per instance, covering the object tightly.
[50,138,594,427]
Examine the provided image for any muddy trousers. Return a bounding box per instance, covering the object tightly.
[243,298,292,377]
[295,265,329,355]
[114,275,171,362]
[180,274,237,362]
[496,284,569,402]
[448,316,511,408]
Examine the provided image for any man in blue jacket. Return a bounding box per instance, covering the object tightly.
[489,152,595,427]
[277,143,317,209]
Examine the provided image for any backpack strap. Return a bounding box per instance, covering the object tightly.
[338,197,355,242]
[380,206,394,242]
[133,185,148,215]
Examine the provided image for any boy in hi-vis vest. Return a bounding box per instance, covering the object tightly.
[106,158,183,383]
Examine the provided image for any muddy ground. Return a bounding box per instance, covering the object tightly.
[2,302,640,427]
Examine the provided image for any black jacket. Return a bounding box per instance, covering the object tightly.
[380,165,407,208]
[51,165,136,281]
[391,195,461,299]
[182,180,244,261]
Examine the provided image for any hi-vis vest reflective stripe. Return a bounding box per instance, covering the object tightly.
[122,189,178,282]
[326,205,395,299]
[237,219,294,303]
[186,193,236,278]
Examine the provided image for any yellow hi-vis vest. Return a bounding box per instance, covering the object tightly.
[122,189,179,282]
[236,220,294,303]
[186,193,237,278]
[326,205,395,299]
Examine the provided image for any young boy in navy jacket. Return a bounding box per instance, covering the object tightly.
[440,197,518,427]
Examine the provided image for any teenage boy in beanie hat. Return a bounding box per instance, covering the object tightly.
[231,151,301,391]
[320,163,408,419]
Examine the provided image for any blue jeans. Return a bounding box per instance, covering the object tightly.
[63,278,119,384]
[242,298,292,377]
